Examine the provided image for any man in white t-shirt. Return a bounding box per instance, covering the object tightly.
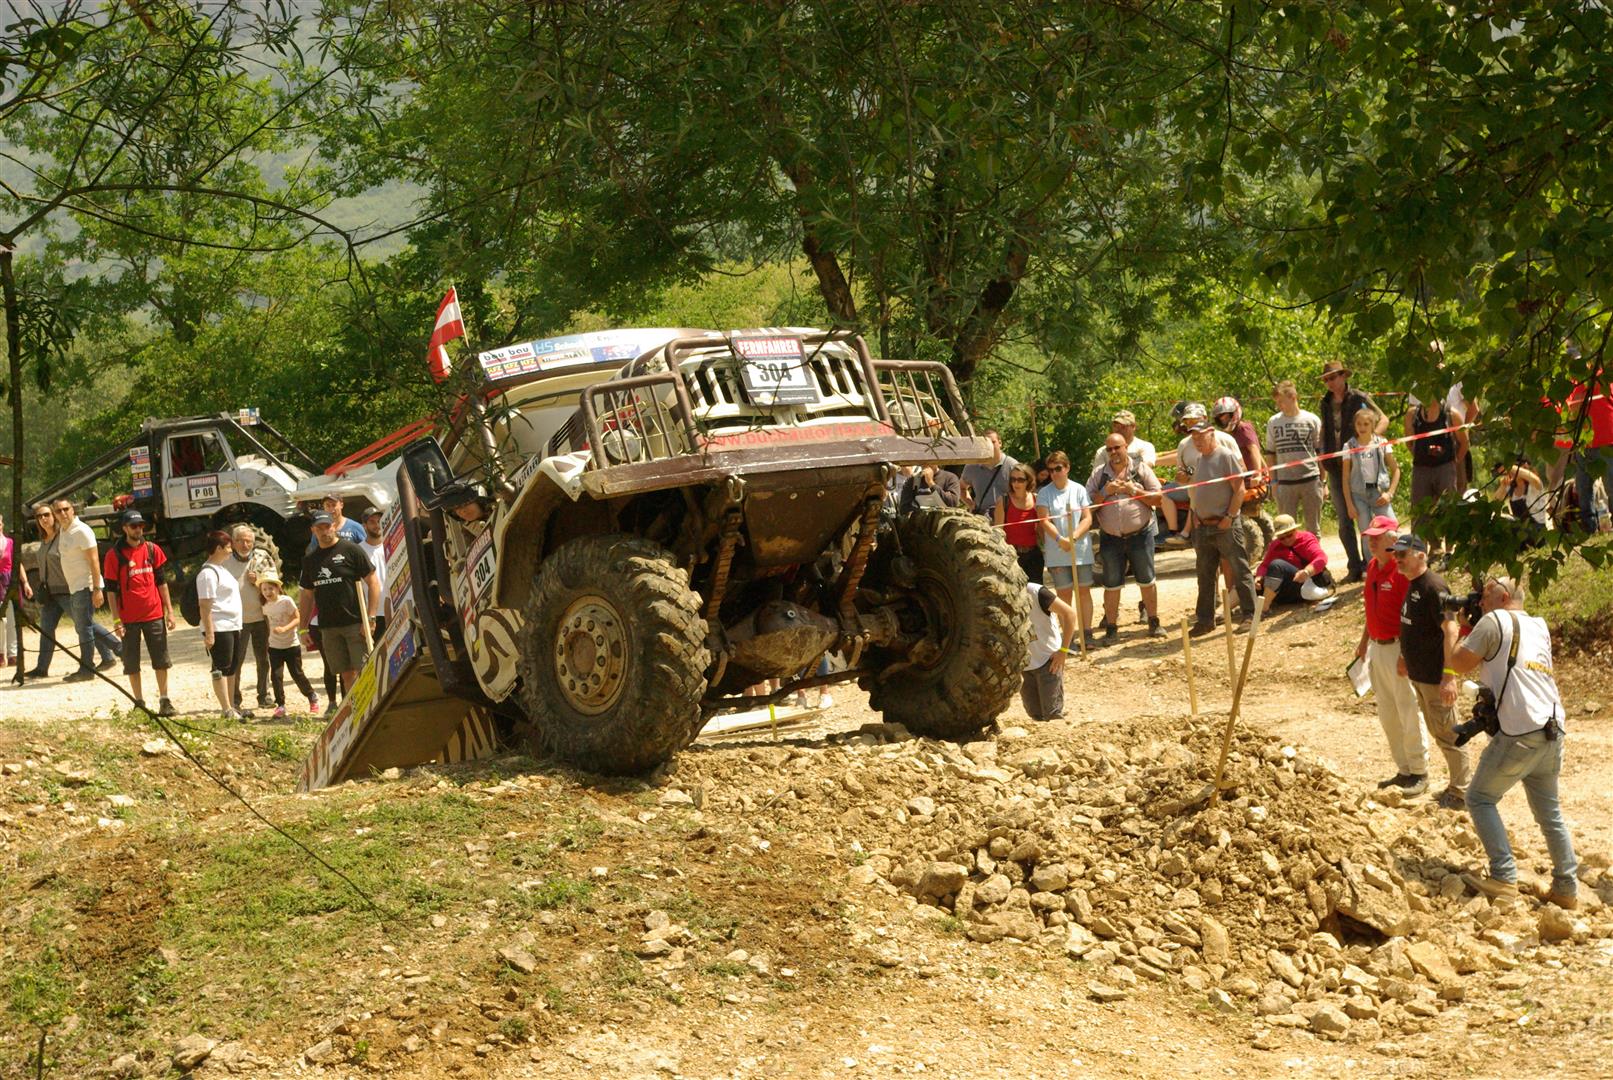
[1442,575,1578,909]
[1020,582,1077,721]
[360,508,389,635]
[52,499,121,681]
[1265,380,1325,534]
[1089,410,1158,471]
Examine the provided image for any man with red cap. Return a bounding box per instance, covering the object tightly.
[1355,514,1427,797]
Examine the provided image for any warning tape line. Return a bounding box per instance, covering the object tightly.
[970,421,1474,526]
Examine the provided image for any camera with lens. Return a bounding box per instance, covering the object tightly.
[1452,687,1501,747]
[1441,590,1483,626]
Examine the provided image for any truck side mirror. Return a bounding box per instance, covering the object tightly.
[401,437,456,510]
[401,436,486,514]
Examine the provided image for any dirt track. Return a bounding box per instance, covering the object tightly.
[3,535,1611,1079]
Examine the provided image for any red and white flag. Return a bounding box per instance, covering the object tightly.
[426,286,465,382]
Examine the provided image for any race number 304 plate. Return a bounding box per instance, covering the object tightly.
[732,336,820,405]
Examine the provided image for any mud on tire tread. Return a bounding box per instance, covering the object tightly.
[868,510,1031,739]
[517,535,710,775]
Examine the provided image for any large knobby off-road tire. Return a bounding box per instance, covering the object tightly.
[517,535,710,775]
[1236,513,1267,567]
[867,509,1031,739]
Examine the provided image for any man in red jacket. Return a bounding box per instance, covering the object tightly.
[102,509,177,716]
[1255,514,1333,614]
[1354,514,1428,797]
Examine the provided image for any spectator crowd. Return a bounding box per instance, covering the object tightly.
[1,493,386,723]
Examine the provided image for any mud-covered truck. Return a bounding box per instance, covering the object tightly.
[298,327,1030,788]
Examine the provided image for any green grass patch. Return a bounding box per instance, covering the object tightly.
[511,875,595,912]
[1532,537,1613,630]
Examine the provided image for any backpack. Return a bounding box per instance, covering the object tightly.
[178,564,204,627]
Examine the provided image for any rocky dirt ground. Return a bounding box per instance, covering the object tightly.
[2,537,1611,1080]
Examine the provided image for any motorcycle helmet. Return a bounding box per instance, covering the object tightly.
[1212,396,1242,426]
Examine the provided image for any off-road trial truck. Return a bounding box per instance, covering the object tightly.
[298,328,1031,789]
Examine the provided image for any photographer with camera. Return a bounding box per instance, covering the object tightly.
[1390,535,1471,810]
[1441,576,1579,908]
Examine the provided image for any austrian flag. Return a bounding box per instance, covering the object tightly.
[426,286,465,382]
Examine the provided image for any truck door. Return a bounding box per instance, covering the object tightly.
[163,430,239,519]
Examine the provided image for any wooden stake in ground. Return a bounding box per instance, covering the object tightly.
[1181,617,1199,719]
[1208,586,1265,807]
[1222,588,1236,683]
[1068,506,1088,661]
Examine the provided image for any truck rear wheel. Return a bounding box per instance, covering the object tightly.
[517,535,710,775]
[867,510,1030,740]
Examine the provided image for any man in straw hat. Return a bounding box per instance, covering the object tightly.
[1318,359,1386,582]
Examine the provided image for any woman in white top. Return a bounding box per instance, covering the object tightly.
[1341,408,1400,526]
[196,530,247,718]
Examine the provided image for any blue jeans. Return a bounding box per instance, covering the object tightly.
[1574,444,1613,530]
[1326,466,1365,576]
[1098,524,1157,589]
[1467,730,1578,896]
[30,592,67,674]
[66,588,121,674]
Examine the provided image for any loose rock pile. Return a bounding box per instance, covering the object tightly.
[685,714,1613,1044]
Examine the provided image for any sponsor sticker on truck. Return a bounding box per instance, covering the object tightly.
[187,473,221,508]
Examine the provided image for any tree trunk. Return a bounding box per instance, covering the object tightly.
[950,230,1032,385]
[2,246,22,532]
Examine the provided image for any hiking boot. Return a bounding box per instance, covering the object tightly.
[157,698,176,718]
[1147,617,1164,638]
[1540,889,1579,911]
[1100,620,1118,641]
[236,708,256,722]
[257,695,275,710]
[1377,773,1409,790]
[1462,873,1520,901]
[97,655,118,672]
[1189,620,1217,637]
[22,668,49,679]
[1083,630,1103,650]
[63,670,95,683]
[133,698,148,713]
[1397,773,1429,797]
[1435,788,1466,811]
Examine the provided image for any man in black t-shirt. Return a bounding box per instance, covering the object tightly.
[1393,534,1471,809]
[298,511,381,691]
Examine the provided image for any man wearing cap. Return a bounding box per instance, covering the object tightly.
[1185,420,1255,635]
[298,510,381,691]
[101,510,177,716]
[1392,534,1470,810]
[1254,514,1332,614]
[961,430,1019,517]
[1160,402,1239,550]
[1265,380,1325,535]
[1090,410,1158,471]
[1355,516,1428,796]
[1318,360,1386,582]
[305,493,366,552]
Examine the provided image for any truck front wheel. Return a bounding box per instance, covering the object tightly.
[517,535,710,775]
[866,509,1030,739]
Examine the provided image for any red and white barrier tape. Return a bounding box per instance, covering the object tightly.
[971,421,1474,525]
